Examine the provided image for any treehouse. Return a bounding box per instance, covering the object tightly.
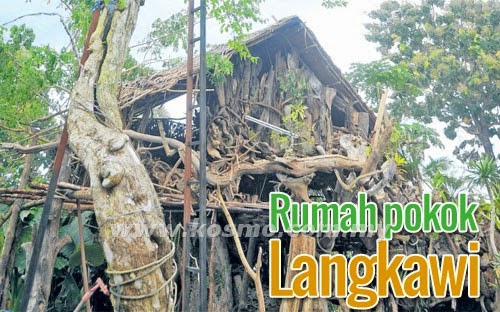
[2,15,493,312]
[118,16,378,204]
[112,16,401,311]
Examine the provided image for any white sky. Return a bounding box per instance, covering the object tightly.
[1,0,498,173]
[1,0,384,71]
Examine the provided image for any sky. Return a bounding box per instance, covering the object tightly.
[1,0,384,71]
[1,0,498,174]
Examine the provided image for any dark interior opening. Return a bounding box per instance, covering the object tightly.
[331,104,346,128]
[238,174,279,202]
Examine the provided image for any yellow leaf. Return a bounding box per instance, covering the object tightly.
[394,153,407,166]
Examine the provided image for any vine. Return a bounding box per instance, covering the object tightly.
[273,70,314,155]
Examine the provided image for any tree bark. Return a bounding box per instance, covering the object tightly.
[67,1,176,310]
[280,235,328,312]
[0,199,22,308]
[208,235,233,311]
[471,113,495,159]
[25,153,71,312]
[278,175,328,312]
[478,122,495,159]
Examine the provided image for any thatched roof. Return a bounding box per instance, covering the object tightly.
[119,16,374,123]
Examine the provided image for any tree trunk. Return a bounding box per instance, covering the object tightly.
[280,235,328,312]
[25,154,71,311]
[278,175,328,312]
[208,235,233,311]
[472,113,495,159]
[0,199,22,308]
[67,1,177,310]
[478,123,495,159]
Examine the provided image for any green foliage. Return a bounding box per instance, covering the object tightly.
[140,11,188,60]
[270,132,291,150]
[364,0,499,161]
[0,16,93,309]
[430,171,448,200]
[476,196,500,229]
[387,123,443,183]
[68,243,106,267]
[118,0,127,11]
[422,157,453,180]
[54,275,81,310]
[275,70,313,154]
[321,0,348,8]
[122,50,155,81]
[0,204,9,251]
[227,38,258,62]
[46,211,105,310]
[347,60,421,108]
[429,170,464,201]
[63,0,94,48]
[0,25,73,129]
[287,102,307,122]
[141,0,264,66]
[467,156,500,230]
[491,253,500,282]
[467,155,499,195]
[206,52,234,85]
[2,204,84,311]
[210,0,265,63]
[209,0,265,35]
[279,71,309,125]
[279,70,309,104]
[0,24,75,186]
[1,204,44,309]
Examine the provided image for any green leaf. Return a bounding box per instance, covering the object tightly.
[322,0,348,8]
[54,255,69,270]
[363,0,499,161]
[54,275,80,311]
[68,244,106,268]
[206,52,234,85]
[59,215,94,245]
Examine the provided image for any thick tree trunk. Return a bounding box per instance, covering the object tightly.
[278,175,328,312]
[67,1,176,310]
[26,154,71,311]
[280,235,328,312]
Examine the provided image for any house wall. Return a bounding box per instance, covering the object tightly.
[206,46,368,161]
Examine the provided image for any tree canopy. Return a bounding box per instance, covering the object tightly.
[0,24,76,186]
[352,0,499,161]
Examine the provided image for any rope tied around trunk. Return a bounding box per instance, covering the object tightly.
[106,240,177,302]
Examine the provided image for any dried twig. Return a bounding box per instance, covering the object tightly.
[216,187,265,312]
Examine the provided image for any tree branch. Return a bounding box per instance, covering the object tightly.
[2,12,79,58]
[0,141,59,154]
